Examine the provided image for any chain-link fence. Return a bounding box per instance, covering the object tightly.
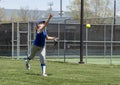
[0,23,12,56]
[0,18,120,64]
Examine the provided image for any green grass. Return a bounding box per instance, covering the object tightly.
[47,57,120,65]
[0,58,120,85]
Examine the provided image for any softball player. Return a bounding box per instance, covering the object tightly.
[25,13,57,77]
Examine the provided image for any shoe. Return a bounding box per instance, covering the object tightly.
[25,59,30,70]
[42,74,48,77]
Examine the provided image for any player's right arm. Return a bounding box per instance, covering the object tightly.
[44,13,53,27]
[37,13,53,33]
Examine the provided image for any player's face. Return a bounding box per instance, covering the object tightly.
[37,23,45,28]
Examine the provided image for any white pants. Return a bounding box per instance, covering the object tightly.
[28,45,46,64]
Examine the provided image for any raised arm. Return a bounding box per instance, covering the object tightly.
[37,13,54,33]
[44,13,54,27]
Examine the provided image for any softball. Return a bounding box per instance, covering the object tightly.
[86,24,91,29]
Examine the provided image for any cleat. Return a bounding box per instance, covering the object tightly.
[42,74,48,77]
[25,59,30,70]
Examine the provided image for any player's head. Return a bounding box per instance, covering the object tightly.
[36,20,45,28]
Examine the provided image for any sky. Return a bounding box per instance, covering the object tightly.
[0,0,70,11]
[1,0,120,16]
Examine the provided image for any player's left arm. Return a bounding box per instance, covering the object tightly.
[46,35,55,40]
[46,35,59,46]
[46,35,59,41]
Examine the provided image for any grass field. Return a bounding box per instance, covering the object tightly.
[0,58,120,85]
[47,57,120,65]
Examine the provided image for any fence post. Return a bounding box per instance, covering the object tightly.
[12,21,14,59]
[17,22,20,59]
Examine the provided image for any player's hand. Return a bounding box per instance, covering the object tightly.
[54,37,59,42]
[54,37,59,46]
[49,13,54,17]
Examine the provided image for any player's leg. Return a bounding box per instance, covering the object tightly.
[25,45,40,70]
[39,47,47,76]
[28,45,40,59]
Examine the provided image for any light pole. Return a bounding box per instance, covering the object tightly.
[48,1,53,13]
[79,0,84,64]
[59,0,63,17]
[114,0,116,24]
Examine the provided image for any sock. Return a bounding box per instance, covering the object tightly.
[27,57,31,61]
[41,64,46,75]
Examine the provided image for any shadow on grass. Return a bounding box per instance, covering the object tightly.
[48,60,80,65]
[26,73,41,76]
[26,73,53,76]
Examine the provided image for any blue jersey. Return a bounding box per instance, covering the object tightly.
[33,30,47,47]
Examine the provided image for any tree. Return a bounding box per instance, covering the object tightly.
[89,0,112,24]
[0,8,5,21]
[30,9,41,21]
[10,12,19,22]
[67,0,89,20]
[18,7,42,21]
[67,0,113,24]
[18,7,30,22]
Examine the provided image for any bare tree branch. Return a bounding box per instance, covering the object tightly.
[0,8,5,21]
